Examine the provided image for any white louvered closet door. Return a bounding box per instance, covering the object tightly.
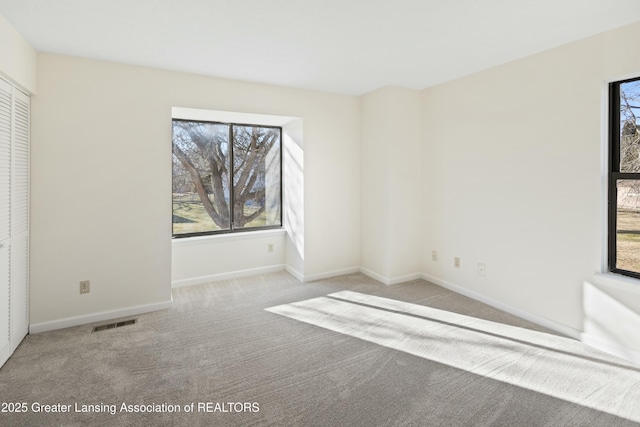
[0,78,11,366]
[0,78,30,368]
[11,87,29,348]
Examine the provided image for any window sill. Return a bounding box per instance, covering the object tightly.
[171,228,286,248]
[592,272,640,294]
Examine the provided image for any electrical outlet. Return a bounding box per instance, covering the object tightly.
[80,280,90,294]
[268,243,274,253]
[477,263,486,276]
[432,250,438,261]
[454,257,460,268]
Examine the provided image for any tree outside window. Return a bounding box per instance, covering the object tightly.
[172,120,282,237]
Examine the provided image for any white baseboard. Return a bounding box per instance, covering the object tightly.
[302,267,361,283]
[360,268,389,284]
[387,272,423,285]
[285,265,304,282]
[581,333,640,366]
[29,300,174,334]
[172,264,415,287]
[360,268,422,285]
[420,273,582,340]
[172,265,286,288]
[171,263,346,286]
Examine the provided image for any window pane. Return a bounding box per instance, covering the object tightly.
[619,80,640,172]
[232,126,281,229]
[172,121,230,235]
[616,179,640,273]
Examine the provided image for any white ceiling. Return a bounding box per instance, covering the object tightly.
[1,0,640,95]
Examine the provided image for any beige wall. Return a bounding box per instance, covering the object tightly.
[360,86,422,283]
[0,14,36,93]
[421,21,640,360]
[30,53,361,327]
[360,88,392,278]
[171,230,287,286]
[19,15,640,363]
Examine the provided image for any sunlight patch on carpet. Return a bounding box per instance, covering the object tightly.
[266,291,640,423]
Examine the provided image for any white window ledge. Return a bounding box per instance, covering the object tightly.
[172,228,286,248]
[592,272,640,294]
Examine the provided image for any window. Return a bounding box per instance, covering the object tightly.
[609,77,640,278]
[172,119,282,237]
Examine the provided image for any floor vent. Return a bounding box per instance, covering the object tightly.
[92,319,137,332]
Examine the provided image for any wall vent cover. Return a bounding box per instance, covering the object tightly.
[92,319,137,332]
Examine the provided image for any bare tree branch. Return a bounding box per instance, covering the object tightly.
[173,143,228,227]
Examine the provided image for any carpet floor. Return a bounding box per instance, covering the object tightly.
[0,271,639,426]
